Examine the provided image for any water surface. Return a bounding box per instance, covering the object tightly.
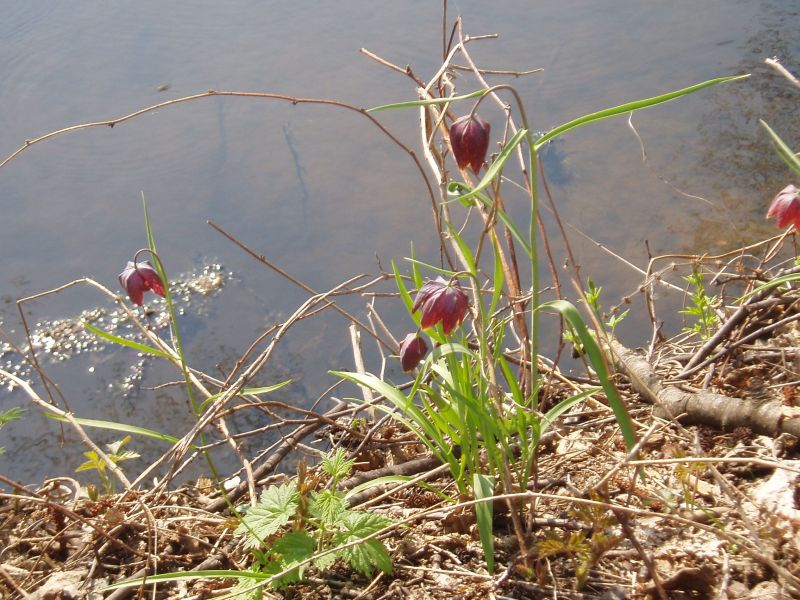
[1,1,798,484]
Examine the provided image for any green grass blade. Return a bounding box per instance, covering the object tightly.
[366,88,489,113]
[541,300,637,450]
[392,260,417,316]
[101,569,268,591]
[447,182,532,256]
[540,387,601,436]
[760,119,800,176]
[332,371,444,447]
[534,75,749,150]
[83,322,174,360]
[198,380,293,412]
[44,413,191,447]
[403,258,458,278]
[447,128,528,204]
[473,473,495,573]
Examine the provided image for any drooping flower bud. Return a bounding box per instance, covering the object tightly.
[412,277,469,335]
[767,184,800,230]
[118,260,166,306]
[449,114,491,173]
[399,333,428,371]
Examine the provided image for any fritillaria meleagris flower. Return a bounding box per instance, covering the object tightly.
[767,184,800,231]
[412,277,469,335]
[399,333,428,371]
[118,260,165,306]
[449,114,491,174]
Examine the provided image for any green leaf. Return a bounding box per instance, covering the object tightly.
[44,413,188,447]
[75,451,102,473]
[335,512,393,578]
[760,119,800,176]
[310,489,346,527]
[226,565,264,600]
[83,321,174,360]
[447,182,532,256]
[366,88,489,113]
[235,483,299,548]
[541,388,601,436]
[332,371,445,450]
[541,300,637,451]
[321,447,355,482]
[534,75,749,150]
[740,272,800,302]
[101,569,269,593]
[473,473,496,573]
[263,530,315,588]
[198,380,293,412]
[0,406,25,427]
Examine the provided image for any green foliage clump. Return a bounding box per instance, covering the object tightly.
[0,406,25,457]
[681,269,719,339]
[75,435,139,497]
[231,448,393,595]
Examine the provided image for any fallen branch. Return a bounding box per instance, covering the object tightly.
[608,338,800,437]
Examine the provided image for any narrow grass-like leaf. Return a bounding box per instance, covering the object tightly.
[101,569,269,592]
[541,300,637,450]
[83,322,174,360]
[540,387,601,435]
[448,182,532,256]
[392,260,417,316]
[404,258,458,278]
[198,380,293,412]
[473,473,495,572]
[366,88,488,113]
[740,272,800,302]
[0,406,25,426]
[447,128,528,204]
[535,75,749,150]
[332,371,444,449]
[44,413,189,447]
[760,119,800,176]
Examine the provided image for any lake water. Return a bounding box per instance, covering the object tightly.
[1,1,798,485]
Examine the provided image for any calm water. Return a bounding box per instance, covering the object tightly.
[1,1,798,484]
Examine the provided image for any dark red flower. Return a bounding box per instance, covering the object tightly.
[412,277,469,335]
[399,333,428,371]
[449,114,491,173]
[118,260,166,306]
[767,184,800,230]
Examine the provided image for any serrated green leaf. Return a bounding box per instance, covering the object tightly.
[321,447,355,482]
[226,565,264,600]
[262,530,315,588]
[313,550,338,571]
[310,489,346,527]
[235,483,299,548]
[335,512,393,578]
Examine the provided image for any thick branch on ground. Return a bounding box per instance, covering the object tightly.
[608,338,800,438]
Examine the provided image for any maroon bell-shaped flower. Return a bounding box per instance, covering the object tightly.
[412,277,469,335]
[767,184,800,231]
[449,114,491,173]
[399,333,428,371]
[118,260,166,306]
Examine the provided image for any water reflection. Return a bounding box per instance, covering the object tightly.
[0,1,798,484]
